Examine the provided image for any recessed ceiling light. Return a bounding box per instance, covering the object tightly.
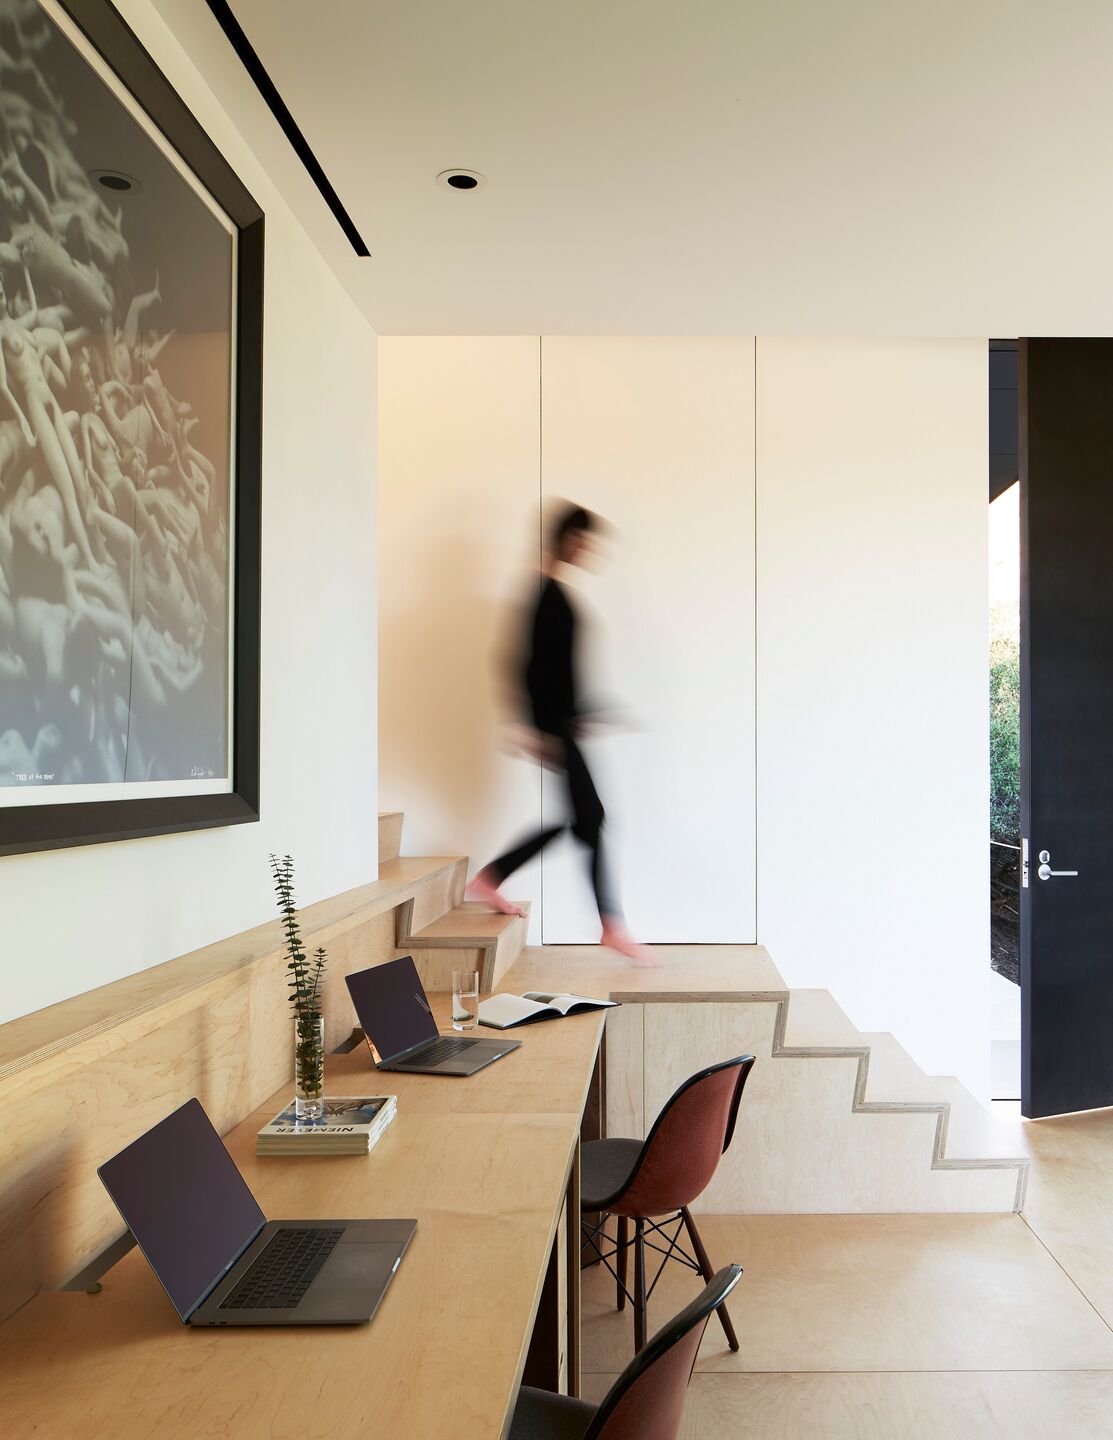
[90,169,140,193]
[436,169,486,192]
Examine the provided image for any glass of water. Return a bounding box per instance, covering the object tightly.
[452,969,479,1031]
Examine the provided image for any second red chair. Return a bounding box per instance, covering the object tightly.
[580,1054,755,1352]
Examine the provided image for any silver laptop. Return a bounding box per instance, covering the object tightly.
[346,956,520,1075]
[98,1097,415,1325]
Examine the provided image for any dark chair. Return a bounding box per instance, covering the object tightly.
[509,1265,742,1440]
[580,1054,755,1352]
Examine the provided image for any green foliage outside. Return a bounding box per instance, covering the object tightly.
[990,628,1021,846]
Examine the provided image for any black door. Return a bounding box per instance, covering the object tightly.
[1021,338,1113,1117]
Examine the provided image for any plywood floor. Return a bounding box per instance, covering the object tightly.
[580,1104,1113,1438]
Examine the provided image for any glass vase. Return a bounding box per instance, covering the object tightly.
[294,1014,325,1123]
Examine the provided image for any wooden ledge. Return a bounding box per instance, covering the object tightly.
[0,856,466,1089]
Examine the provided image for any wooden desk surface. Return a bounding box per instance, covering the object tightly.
[349,993,606,1117]
[0,1002,605,1440]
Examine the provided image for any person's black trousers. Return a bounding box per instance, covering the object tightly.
[486,729,620,922]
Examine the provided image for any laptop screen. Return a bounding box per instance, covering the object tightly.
[98,1098,265,1321]
[346,956,438,1064]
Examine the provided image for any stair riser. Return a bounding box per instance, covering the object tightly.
[410,946,489,995]
[378,812,404,866]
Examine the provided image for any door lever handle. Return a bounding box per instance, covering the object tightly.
[1037,849,1077,880]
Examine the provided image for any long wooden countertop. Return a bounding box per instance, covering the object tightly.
[0,943,777,1438]
[0,991,605,1440]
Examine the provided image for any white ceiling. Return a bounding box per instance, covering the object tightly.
[181,0,1113,334]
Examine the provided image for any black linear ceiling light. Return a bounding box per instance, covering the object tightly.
[204,0,371,257]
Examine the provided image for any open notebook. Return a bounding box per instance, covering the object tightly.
[478,990,618,1030]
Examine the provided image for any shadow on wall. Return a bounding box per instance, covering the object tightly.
[379,507,540,863]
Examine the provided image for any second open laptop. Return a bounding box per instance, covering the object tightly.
[346,955,520,1075]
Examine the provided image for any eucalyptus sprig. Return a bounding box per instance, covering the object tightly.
[270,853,327,1023]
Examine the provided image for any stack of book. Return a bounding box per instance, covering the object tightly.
[256,1095,397,1156]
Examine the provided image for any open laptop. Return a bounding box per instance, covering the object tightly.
[346,955,520,1076]
[98,1098,416,1326]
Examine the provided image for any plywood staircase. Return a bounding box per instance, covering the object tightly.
[776,985,1029,1211]
[378,822,1026,1213]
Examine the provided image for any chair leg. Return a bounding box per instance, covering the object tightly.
[581,1211,602,1270]
[633,1217,647,1352]
[616,1215,629,1312]
[681,1206,739,1352]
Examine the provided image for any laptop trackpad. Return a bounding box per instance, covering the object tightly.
[329,1240,403,1293]
[298,1241,405,1320]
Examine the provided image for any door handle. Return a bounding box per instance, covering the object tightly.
[1037,849,1078,880]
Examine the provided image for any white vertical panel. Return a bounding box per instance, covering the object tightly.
[756,338,989,1096]
[539,338,756,942]
[378,338,544,932]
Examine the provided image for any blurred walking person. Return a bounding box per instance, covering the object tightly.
[466,503,655,964]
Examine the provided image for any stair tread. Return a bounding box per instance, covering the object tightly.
[921,1075,1028,1161]
[860,1031,936,1101]
[377,856,464,885]
[859,1033,1026,1162]
[782,990,864,1049]
[377,812,405,865]
[412,901,529,942]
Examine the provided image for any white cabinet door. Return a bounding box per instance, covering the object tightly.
[539,338,756,942]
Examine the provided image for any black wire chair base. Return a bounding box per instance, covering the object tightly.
[582,1207,742,1355]
[581,1210,700,1311]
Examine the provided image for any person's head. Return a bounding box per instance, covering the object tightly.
[548,503,604,568]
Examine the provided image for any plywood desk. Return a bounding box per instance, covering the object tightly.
[0,1002,606,1440]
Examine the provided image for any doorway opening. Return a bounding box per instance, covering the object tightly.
[989,340,1020,1101]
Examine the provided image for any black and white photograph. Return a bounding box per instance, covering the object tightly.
[0,0,236,811]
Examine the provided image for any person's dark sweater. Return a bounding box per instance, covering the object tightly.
[524,577,578,735]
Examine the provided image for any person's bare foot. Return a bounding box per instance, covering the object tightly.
[601,920,660,966]
[465,870,527,918]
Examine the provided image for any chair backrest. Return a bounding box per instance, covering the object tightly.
[612,1054,754,1216]
[585,1265,743,1440]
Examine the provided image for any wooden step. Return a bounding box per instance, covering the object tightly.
[781,989,864,1049]
[860,1032,1022,1150]
[378,811,404,865]
[397,900,530,994]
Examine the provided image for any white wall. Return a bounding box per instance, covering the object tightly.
[379,335,990,1094]
[378,337,544,927]
[1,2,379,1024]
[378,337,756,944]
[539,338,756,942]
[756,338,989,1096]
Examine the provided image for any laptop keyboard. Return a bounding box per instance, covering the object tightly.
[415,1036,479,1066]
[220,1227,343,1310]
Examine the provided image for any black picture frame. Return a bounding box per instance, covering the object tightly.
[0,0,263,858]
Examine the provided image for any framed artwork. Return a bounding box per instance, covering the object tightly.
[0,0,263,856]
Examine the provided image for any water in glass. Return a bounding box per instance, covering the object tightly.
[452,970,479,1031]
